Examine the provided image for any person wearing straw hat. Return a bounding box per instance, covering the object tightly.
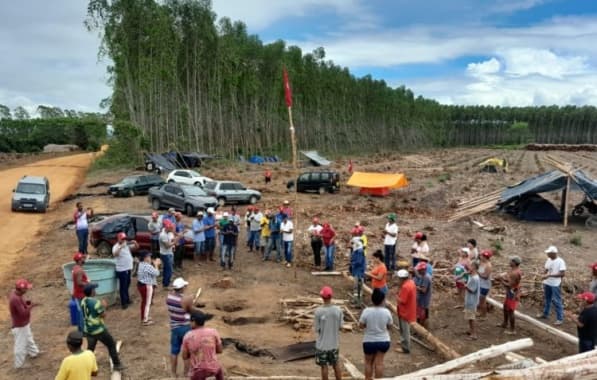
[536,245,566,325]
[55,330,98,380]
[9,278,40,369]
[566,292,597,353]
[314,286,343,380]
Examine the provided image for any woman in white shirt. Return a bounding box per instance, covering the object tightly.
[307,218,323,268]
[411,232,430,266]
[359,289,393,380]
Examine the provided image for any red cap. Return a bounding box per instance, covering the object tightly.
[117,232,127,240]
[589,262,597,271]
[15,279,32,290]
[577,292,596,304]
[320,286,333,299]
[351,226,364,236]
[481,250,493,258]
[151,212,158,219]
[414,232,423,240]
[247,206,254,211]
[73,252,84,262]
[415,262,427,272]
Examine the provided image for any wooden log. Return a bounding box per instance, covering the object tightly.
[343,306,359,324]
[311,271,343,276]
[485,297,578,345]
[340,354,365,379]
[391,338,533,379]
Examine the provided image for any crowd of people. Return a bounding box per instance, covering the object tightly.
[7,200,597,380]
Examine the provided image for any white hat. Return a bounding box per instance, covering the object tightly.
[197,211,204,216]
[396,269,409,278]
[223,212,229,217]
[283,200,290,205]
[172,277,189,289]
[460,247,470,255]
[545,245,558,254]
[207,207,215,214]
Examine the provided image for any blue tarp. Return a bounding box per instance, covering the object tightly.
[247,155,280,164]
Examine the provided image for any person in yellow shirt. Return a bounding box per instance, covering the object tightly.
[260,210,271,258]
[55,330,98,380]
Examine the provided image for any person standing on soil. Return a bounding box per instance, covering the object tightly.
[498,256,522,335]
[308,217,323,268]
[247,207,263,253]
[466,239,479,261]
[74,202,93,255]
[148,212,162,259]
[350,234,366,307]
[454,248,471,301]
[72,252,90,332]
[9,278,40,369]
[410,232,429,267]
[260,210,271,257]
[192,211,206,264]
[478,250,493,319]
[536,245,566,325]
[314,286,343,380]
[321,223,337,271]
[464,261,481,340]
[160,221,176,288]
[414,261,432,329]
[566,292,597,353]
[81,283,124,371]
[366,250,388,295]
[264,168,272,184]
[220,212,239,270]
[265,210,282,262]
[162,208,177,225]
[281,200,293,218]
[112,232,138,309]
[203,208,217,262]
[182,312,223,380]
[281,213,294,268]
[55,330,98,380]
[173,212,187,271]
[395,269,416,354]
[350,222,367,256]
[359,288,393,380]
[590,262,597,297]
[383,214,398,271]
[137,251,161,325]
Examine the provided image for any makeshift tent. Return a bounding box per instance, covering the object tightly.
[346,172,409,196]
[300,150,332,166]
[503,194,562,222]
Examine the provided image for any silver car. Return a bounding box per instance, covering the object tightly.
[203,180,261,206]
[11,176,50,213]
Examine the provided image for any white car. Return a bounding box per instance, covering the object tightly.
[166,169,212,187]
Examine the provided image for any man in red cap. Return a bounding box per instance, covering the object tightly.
[148,211,162,259]
[566,292,597,353]
[314,286,343,380]
[9,278,40,368]
[72,252,89,331]
[113,231,138,309]
[414,261,432,329]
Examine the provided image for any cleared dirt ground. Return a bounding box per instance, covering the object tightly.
[0,148,596,379]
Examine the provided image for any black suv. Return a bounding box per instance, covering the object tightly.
[108,174,165,197]
[296,171,340,194]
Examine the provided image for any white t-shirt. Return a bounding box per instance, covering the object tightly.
[159,230,174,255]
[412,242,430,254]
[384,223,398,245]
[75,211,88,230]
[543,257,566,287]
[281,220,294,242]
[112,242,133,272]
[307,224,323,236]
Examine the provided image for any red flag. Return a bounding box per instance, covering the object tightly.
[348,159,353,173]
[283,68,293,108]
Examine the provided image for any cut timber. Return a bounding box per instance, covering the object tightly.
[110,340,123,380]
[340,354,365,379]
[310,271,343,276]
[391,338,533,379]
[485,297,578,345]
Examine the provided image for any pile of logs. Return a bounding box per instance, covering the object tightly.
[448,189,502,221]
[279,297,358,331]
[526,143,597,152]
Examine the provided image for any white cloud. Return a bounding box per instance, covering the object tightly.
[499,48,588,79]
[467,58,501,77]
[489,0,545,13]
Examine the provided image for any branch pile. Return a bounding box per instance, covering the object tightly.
[526,143,597,152]
[279,297,358,332]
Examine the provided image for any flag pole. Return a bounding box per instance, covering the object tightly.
[284,67,299,278]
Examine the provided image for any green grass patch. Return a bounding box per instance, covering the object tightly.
[437,173,451,183]
[570,234,582,246]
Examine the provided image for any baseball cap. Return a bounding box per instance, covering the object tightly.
[414,232,423,240]
[387,213,397,221]
[510,256,522,265]
[168,207,175,213]
[320,286,333,299]
[117,232,127,240]
[73,252,85,262]
[577,292,596,303]
[15,279,32,290]
[172,277,189,290]
[481,250,493,258]
[415,262,427,272]
[283,200,290,205]
[66,330,84,346]
[196,211,204,216]
[83,283,99,296]
[396,269,409,278]
[545,245,558,254]
[207,207,215,214]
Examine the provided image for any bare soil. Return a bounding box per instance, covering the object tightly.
[0,148,596,379]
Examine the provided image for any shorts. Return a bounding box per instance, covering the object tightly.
[170,325,191,355]
[363,341,390,355]
[464,308,476,320]
[315,349,339,366]
[455,282,465,290]
[417,306,429,321]
[480,287,490,296]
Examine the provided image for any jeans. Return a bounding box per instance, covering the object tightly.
[311,240,323,266]
[283,241,293,263]
[194,241,204,257]
[398,317,411,352]
[219,234,225,256]
[324,244,336,270]
[221,244,236,268]
[87,329,121,366]
[542,284,564,321]
[116,270,131,306]
[74,297,84,332]
[384,244,396,271]
[265,234,282,260]
[248,230,261,251]
[161,254,173,287]
[76,228,89,254]
[11,324,39,368]
[204,237,215,255]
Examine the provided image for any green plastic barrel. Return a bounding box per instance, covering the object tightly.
[63,259,118,306]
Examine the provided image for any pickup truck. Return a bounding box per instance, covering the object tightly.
[148,183,218,216]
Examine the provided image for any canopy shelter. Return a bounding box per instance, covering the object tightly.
[346,171,409,196]
[300,150,332,166]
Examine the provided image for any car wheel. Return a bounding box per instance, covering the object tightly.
[194,181,202,187]
[249,195,258,204]
[217,197,226,206]
[185,204,194,217]
[318,186,327,195]
[96,241,112,257]
[128,189,135,197]
[168,180,175,183]
[151,198,161,210]
[146,162,154,171]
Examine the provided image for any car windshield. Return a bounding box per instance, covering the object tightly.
[203,182,216,190]
[16,183,45,194]
[183,186,208,196]
[121,177,137,184]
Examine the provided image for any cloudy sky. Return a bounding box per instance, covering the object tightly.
[1,0,597,113]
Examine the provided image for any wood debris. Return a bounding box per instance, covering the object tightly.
[279,297,356,331]
[448,189,502,221]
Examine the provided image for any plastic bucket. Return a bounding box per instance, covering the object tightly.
[63,258,118,306]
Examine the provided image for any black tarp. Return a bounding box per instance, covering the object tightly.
[99,216,135,240]
[503,194,562,222]
[574,170,597,200]
[145,152,214,171]
[144,153,177,171]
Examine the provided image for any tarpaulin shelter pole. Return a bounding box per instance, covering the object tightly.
[284,67,299,278]
[564,175,571,227]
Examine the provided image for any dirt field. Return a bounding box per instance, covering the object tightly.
[1,148,596,379]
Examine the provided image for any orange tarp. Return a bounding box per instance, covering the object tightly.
[346,172,409,189]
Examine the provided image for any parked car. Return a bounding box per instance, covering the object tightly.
[148,183,218,216]
[296,171,340,194]
[11,175,50,213]
[203,180,261,206]
[108,174,165,197]
[166,169,212,187]
[89,213,194,256]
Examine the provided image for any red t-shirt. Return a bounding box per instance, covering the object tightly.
[72,264,89,300]
[397,279,417,323]
[182,327,222,373]
[9,290,31,328]
[321,227,336,246]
